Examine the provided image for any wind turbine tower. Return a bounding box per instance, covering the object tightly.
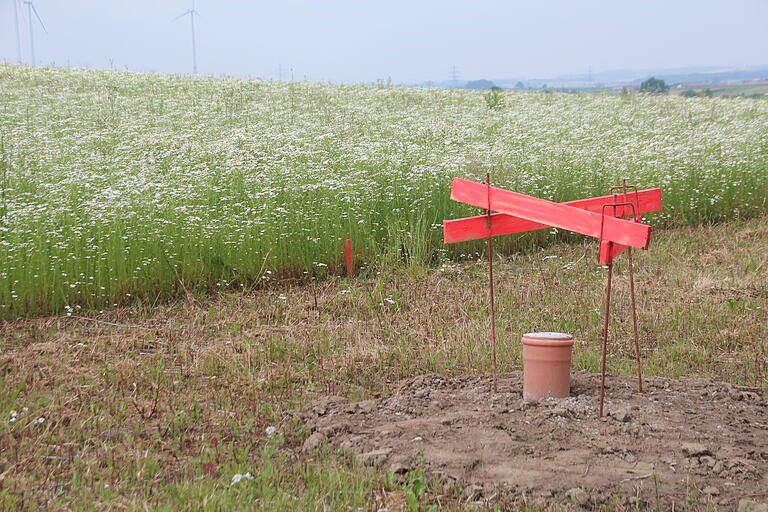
[174,0,200,74]
[13,0,22,63]
[24,0,47,66]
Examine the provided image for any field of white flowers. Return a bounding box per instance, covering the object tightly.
[0,64,766,318]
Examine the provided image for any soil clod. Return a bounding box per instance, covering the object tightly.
[681,442,711,457]
[565,487,590,506]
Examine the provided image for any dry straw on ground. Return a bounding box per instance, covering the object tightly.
[0,217,766,509]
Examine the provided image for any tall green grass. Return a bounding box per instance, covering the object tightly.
[0,64,766,318]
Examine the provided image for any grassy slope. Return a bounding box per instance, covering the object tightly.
[709,84,768,97]
[670,84,768,98]
[1,64,767,318]
[0,217,766,510]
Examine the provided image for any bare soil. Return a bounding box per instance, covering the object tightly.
[300,372,767,509]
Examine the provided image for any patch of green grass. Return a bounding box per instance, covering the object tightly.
[117,443,386,512]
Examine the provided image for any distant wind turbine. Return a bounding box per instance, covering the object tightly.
[24,0,47,66]
[12,0,23,63]
[174,0,199,75]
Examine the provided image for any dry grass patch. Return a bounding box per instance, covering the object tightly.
[0,217,766,509]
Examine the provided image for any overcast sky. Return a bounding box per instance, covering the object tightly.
[1,0,766,83]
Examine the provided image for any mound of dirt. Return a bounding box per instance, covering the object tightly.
[300,372,767,509]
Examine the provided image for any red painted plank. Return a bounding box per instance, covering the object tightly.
[450,178,652,249]
[444,188,661,244]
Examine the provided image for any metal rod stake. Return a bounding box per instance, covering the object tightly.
[627,247,644,393]
[599,261,613,417]
[621,178,644,394]
[486,172,497,393]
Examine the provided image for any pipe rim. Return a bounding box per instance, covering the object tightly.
[522,332,574,347]
[523,332,572,340]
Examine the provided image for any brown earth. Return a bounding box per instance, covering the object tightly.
[300,372,767,510]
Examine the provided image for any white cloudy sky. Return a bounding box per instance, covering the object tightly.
[1,0,766,82]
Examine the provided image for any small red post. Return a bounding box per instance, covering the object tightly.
[344,238,354,276]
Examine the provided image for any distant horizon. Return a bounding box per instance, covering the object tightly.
[1,0,766,83]
[3,60,767,88]
[404,64,768,86]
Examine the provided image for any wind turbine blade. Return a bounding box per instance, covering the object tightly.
[173,10,191,21]
[31,3,47,33]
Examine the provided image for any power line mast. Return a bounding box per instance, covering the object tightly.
[174,0,200,74]
[24,0,47,66]
[451,64,459,82]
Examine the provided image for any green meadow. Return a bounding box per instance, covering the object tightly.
[1,64,766,318]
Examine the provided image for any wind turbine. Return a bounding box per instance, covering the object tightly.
[24,0,47,66]
[174,0,199,75]
[12,0,22,63]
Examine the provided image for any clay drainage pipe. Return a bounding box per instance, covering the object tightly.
[522,332,574,400]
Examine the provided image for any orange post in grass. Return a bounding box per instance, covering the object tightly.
[344,238,354,277]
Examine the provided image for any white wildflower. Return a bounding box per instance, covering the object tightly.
[230,472,254,485]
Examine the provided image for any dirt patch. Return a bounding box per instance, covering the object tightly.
[300,372,767,509]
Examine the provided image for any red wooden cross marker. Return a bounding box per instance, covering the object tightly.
[447,178,656,250]
[443,177,663,416]
[444,187,662,246]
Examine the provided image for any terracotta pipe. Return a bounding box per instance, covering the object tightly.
[522,332,574,400]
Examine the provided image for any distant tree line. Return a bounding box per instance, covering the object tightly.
[464,79,497,90]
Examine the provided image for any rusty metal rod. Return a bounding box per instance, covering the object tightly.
[620,178,644,394]
[627,247,644,393]
[486,172,497,393]
[599,260,613,418]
